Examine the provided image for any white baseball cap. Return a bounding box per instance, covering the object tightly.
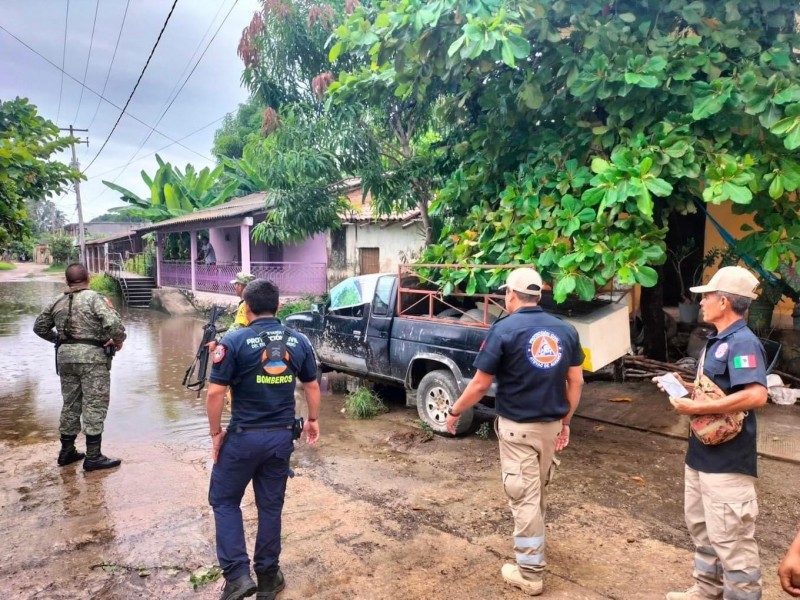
[500,267,543,296]
[690,266,759,299]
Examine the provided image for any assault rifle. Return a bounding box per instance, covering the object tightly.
[183,305,226,396]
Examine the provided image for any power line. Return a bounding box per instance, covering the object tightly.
[55,0,69,124]
[82,0,181,174]
[86,0,131,132]
[123,0,239,170]
[89,115,225,182]
[72,0,100,125]
[0,21,211,164]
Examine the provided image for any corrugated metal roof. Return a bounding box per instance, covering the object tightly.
[342,206,421,223]
[135,192,269,233]
[84,230,143,246]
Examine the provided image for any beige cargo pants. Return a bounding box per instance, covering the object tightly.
[496,416,562,577]
[684,466,762,599]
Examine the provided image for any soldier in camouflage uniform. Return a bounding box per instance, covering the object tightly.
[33,263,127,471]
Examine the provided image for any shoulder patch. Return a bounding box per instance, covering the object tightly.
[212,345,227,364]
[714,342,728,360]
[732,354,757,369]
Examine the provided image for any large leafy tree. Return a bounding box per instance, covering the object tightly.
[103,154,237,222]
[0,98,80,241]
[212,98,266,160]
[333,0,800,359]
[24,198,67,237]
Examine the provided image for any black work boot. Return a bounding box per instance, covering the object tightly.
[83,434,122,472]
[57,434,85,466]
[255,567,285,600]
[219,574,256,600]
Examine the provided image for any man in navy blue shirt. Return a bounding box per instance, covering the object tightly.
[658,266,768,600]
[446,267,584,596]
[207,279,320,600]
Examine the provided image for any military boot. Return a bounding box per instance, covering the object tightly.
[255,567,285,600]
[219,574,256,600]
[83,434,122,472]
[57,434,85,466]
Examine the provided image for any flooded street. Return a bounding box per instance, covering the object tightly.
[1,271,799,599]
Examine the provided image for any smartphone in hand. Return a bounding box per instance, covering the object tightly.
[655,373,690,398]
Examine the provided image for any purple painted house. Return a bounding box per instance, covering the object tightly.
[136,193,327,297]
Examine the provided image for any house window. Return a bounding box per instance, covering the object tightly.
[331,228,346,269]
[359,247,380,275]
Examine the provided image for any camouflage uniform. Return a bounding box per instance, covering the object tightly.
[33,287,126,436]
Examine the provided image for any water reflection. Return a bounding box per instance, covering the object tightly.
[0,281,213,446]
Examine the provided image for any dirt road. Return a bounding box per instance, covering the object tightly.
[0,262,57,283]
[2,381,798,600]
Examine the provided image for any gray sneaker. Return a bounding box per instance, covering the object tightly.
[501,564,543,596]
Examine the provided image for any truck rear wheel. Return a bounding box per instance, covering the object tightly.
[416,370,474,436]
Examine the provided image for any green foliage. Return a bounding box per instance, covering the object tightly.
[475,421,492,440]
[212,99,265,160]
[8,237,34,261]
[49,233,77,265]
[189,566,222,590]
[25,198,67,238]
[0,261,15,270]
[345,387,387,419]
[276,296,317,320]
[414,418,435,439]
[89,274,120,296]
[89,212,140,223]
[339,0,800,302]
[45,263,67,273]
[0,98,80,242]
[103,154,237,222]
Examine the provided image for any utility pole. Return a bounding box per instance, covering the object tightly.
[60,126,89,265]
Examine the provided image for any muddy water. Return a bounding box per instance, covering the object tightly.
[0,281,211,447]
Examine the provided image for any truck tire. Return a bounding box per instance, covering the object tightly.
[416,370,474,436]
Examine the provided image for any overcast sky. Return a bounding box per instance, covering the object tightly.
[0,0,262,222]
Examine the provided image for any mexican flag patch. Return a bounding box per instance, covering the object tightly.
[733,354,757,369]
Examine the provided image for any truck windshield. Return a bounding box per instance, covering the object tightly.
[329,274,383,311]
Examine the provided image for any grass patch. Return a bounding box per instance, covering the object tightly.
[414,419,435,440]
[277,296,318,320]
[89,274,120,296]
[44,263,67,273]
[475,421,492,440]
[345,387,387,419]
[189,565,222,590]
[0,261,15,270]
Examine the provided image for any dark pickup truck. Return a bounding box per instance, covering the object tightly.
[285,268,632,434]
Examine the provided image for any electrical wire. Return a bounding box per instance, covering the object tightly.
[81,0,181,174]
[119,0,239,178]
[86,0,131,132]
[89,115,225,181]
[0,23,211,163]
[72,0,100,125]
[55,0,70,124]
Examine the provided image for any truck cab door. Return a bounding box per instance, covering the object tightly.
[318,276,374,374]
[365,275,396,376]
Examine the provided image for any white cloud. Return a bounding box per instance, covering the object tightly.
[0,0,263,220]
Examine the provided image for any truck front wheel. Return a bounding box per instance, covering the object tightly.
[416,370,474,436]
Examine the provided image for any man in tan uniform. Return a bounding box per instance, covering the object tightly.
[446,267,584,596]
[657,267,768,600]
[34,263,127,471]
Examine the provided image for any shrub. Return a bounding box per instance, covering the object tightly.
[345,387,386,419]
[49,233,77,264]
[277,295,318,320]
[0,261,15,270]
[89,274,120,296]
[45,263,67,273]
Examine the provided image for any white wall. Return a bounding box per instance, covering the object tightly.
[329,221,424,284]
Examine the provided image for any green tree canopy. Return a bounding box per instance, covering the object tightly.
[0,97,80,241]
[212,98,265,160]
[331,0,800,303]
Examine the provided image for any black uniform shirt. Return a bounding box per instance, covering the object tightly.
[474,306,584,423]
[209,317,317,429]
[686,319,767,477]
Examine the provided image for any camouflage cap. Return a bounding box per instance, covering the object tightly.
[230,272,256,286]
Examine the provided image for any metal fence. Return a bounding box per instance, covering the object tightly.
[158,261,327,297]
[251,262,327,296]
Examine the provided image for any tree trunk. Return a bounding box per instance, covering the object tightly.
[640,264,667,361]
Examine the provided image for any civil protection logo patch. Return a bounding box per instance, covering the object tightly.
[526,330,563,369]
[261,344,290,375]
